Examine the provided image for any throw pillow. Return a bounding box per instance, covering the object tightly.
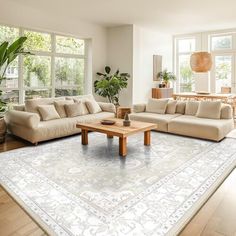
[73,98,90,115]
[146,98,169,114]
[64,102,85,117]
[196,101,222,119]
[185,101,199,116]
[176,101,186,114]
[166,100,177,114]
[54,100,74,118]
[37,105,60,121]
[85,99,102,114]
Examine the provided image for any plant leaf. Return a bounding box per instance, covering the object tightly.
[0,42,8,67]
[105,66,111,74]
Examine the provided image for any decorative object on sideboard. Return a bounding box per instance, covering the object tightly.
[0,36,32,143]
[190,52,212,72]
[153,55,162,81]
[94,66,130,106]
[123,112,131,127]
[157,69,176,88]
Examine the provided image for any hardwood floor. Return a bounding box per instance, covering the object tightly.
[0,134,236,236]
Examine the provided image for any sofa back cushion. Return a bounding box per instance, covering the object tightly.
[185,101,199,116]
[25,97,65,116]
[37,105,60,121]
[196,101,222,119]
[166,100,177,114]
[146,98,169,114]
[64,102,85,117]
[85,99,102,114]
[176,101,186,114]
[54,100,74,118]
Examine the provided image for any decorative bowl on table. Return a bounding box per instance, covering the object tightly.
[100,120,116,125]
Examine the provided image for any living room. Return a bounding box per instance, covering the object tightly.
[0,0,236,235]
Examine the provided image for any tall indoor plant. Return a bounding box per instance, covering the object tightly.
[94,66,130,105]
[158,69,176,88]
[0,36,31,143]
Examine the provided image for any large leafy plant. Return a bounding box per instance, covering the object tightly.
[0,36,31,113]
[94,66,130,105]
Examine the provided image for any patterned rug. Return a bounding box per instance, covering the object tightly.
[0,132,236,236]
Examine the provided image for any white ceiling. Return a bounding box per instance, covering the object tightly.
[8,0,236,34]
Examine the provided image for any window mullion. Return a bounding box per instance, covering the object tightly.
[51,33,56,97]
[19,27,24,103]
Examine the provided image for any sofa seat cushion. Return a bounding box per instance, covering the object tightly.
[129,112,181,132]
[168,115,234,141]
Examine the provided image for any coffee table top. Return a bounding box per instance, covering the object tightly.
[76,118,157,137]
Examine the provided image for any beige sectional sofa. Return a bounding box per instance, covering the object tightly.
[130,99,234,141]
[6,94,116,144]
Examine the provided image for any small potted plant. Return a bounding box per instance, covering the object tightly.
[94,66,130,106]
[0,37,31,143]
[157,69,176,88]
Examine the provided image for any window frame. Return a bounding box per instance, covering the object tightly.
[0,23,88,103]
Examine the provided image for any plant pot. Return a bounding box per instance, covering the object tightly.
[0,117,7,144]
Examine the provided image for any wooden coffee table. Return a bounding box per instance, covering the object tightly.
[76,118,157,157]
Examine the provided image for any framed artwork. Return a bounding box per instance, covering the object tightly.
[153,55,162,81]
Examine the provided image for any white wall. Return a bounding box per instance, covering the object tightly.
[0,0,107,97]
[107,25,134,106]
[133,26,172,103]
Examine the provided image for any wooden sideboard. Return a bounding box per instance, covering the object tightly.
[152,88,173,99]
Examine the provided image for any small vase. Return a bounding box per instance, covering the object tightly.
[123,113,131,127]
[0,117,7,144]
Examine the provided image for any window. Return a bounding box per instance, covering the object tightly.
[175,37,196,92]
[211,35,232,51]
[0,24,87,104]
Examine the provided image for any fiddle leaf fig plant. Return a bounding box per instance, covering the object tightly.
[94,66,130,105]
[0,36,31,113]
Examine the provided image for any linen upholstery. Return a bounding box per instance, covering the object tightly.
[6,110,40,129]
[64,102,85,117]
[133,104,146,113]
[37,105,60,121]
[98,102,116,113]
[185,101,199,116]
[146,98,169,114]
[13,104,25,111]
[221,104,233,119]
[196,101,222,119]
[176,101,186,114]
[168,115,234,141]
[129,112,181,132]
[54,100,74,118]
[166,100,177,114]
[85,99,102,114]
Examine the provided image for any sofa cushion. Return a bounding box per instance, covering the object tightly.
[37,105,60,121]
[185,101,199,116]
[196,101,221,119]
[221,104,233,119]
[86,99,102,114]
[133,104,146,113]
[54,100,74,118]
[64,102,85,117]
[146,98,169,114]
[98,102,116,113]
[25,97,65,116]
[166,100,177,114]
[176,101,186,114]
[168,115,234,141]
[129,112,181,132]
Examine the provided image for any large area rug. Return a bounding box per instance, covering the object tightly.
[0,132,236,236]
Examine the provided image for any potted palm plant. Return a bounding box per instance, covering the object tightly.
[158,69,176,88]
[94,66,130,106]
[0,36,31,143]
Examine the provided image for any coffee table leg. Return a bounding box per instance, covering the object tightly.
[144,131,151,146]
[81,129,88,145]
[119,137,127,157]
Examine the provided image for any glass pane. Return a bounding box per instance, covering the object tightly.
[0,89,19,104]
[25,89,51,100]
[211,35,232,51]
[215,55,232,93]
[1,59,18,89]
[179,55,194,92]
[24,30,51,52]
[56,35,84,54]
[178,39,195,53]
[0,25,19,43]
[55,57,84,91]
[55,88,83,97]
[23,56,51,87]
